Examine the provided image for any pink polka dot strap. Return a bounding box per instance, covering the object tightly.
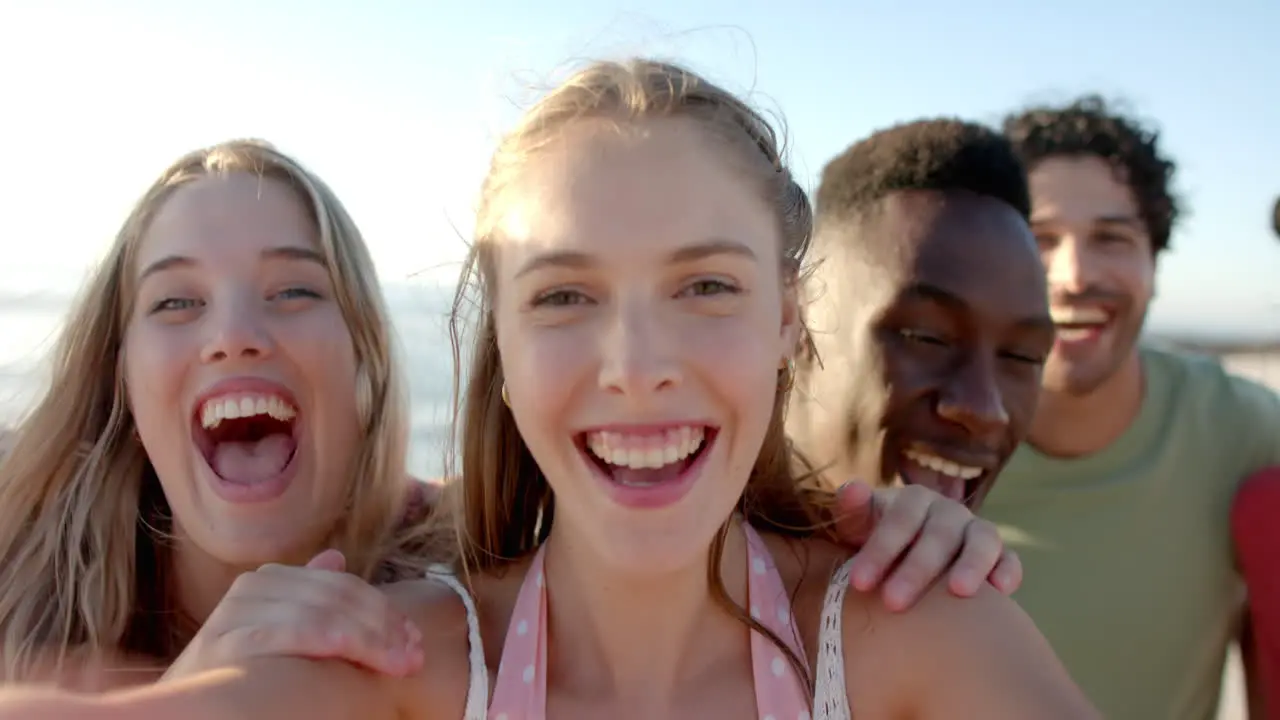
[486,523,823,719]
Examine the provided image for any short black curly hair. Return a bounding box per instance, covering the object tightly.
[816,118,1031,224]
[1002,95,1180,254]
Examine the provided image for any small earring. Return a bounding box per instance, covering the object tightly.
[501,382,511,407]
[778,356,796,392]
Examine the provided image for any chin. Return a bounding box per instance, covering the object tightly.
[193,519,327,568]
[555,479,736,579]
[583,518,723,577]
[174,478,334,570]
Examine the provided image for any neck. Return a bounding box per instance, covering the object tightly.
[167,534,321,633]
[541,520,748,707]
[1029,351,1145,458]
[168,543,253,631]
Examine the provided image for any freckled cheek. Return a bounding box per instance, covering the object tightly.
[503,327,590,411]
[274,314,359,399]
[123,328,194,458]
[678,319,778,408]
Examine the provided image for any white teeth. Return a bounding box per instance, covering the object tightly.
[586,426,706,469]
[200,394,297,430]
[904,449,983,480]
[1055,327,1099,342]
[1050,307,1109,324]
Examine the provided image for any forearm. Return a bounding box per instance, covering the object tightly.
[0,668,261,720]
[0,686,110,720]
[0,660,393,720]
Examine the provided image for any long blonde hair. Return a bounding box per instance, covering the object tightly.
[437,58,833,688]
[0,139,412,677]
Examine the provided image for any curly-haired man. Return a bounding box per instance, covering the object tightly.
[984,95,1280,720]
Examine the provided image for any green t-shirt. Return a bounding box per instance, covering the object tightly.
[983,346,1280,720]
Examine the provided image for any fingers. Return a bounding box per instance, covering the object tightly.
[248,563,409,650]
[831,481,877,547]
[220,599,422,676]
[988,548,1023,595]
[876,494,973,611]
[846,484,931,594]
[943,518,1005,598]
[219,561,417,675]
[306,549,347,572]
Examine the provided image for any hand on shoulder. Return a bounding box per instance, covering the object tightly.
[0,575,474,720]
[380,573,477,717]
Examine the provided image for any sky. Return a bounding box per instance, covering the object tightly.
[1,0,1278,356]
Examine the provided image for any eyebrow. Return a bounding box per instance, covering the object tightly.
[138,246,327,282]
[903,281,1055,334]
[1031,214,1143,230]
[513,238,757,279]
[1093,215,1144,229]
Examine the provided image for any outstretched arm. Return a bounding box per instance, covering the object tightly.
[0,575,471,720]
[0,660,398,720]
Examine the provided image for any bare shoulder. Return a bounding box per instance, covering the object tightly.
[379,576,476,719]
[154,577,476,720]
[841,581,1100,719]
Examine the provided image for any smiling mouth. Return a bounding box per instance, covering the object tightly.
[1051,306,1112,344]
[580,426,714,487]
[899,448,987,504]
[193,394,300,485]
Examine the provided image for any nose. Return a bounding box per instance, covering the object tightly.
[1042,234,1095,295]
[199,297,276,365]
[597,299,682,398]
[935,353,1008,442]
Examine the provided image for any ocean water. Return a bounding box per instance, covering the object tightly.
[0,282,463,478]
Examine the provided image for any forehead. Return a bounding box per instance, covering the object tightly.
[493,117,776,265]
[870,190,1045,313]
[1028,155,1139,225]
[137,172,317,268]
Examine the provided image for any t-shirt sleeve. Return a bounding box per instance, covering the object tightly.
[1220,371,1280,474]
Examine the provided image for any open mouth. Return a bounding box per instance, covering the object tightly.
[900,448,987,505]
[578,425,716,490]
[1051,306,1112,344]
[193,394,300,486]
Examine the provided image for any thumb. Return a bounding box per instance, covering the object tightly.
[306,548,347,572]
[833,481,878,546]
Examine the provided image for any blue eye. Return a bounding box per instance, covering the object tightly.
[532,289,591,307]
[150,297,201,314]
